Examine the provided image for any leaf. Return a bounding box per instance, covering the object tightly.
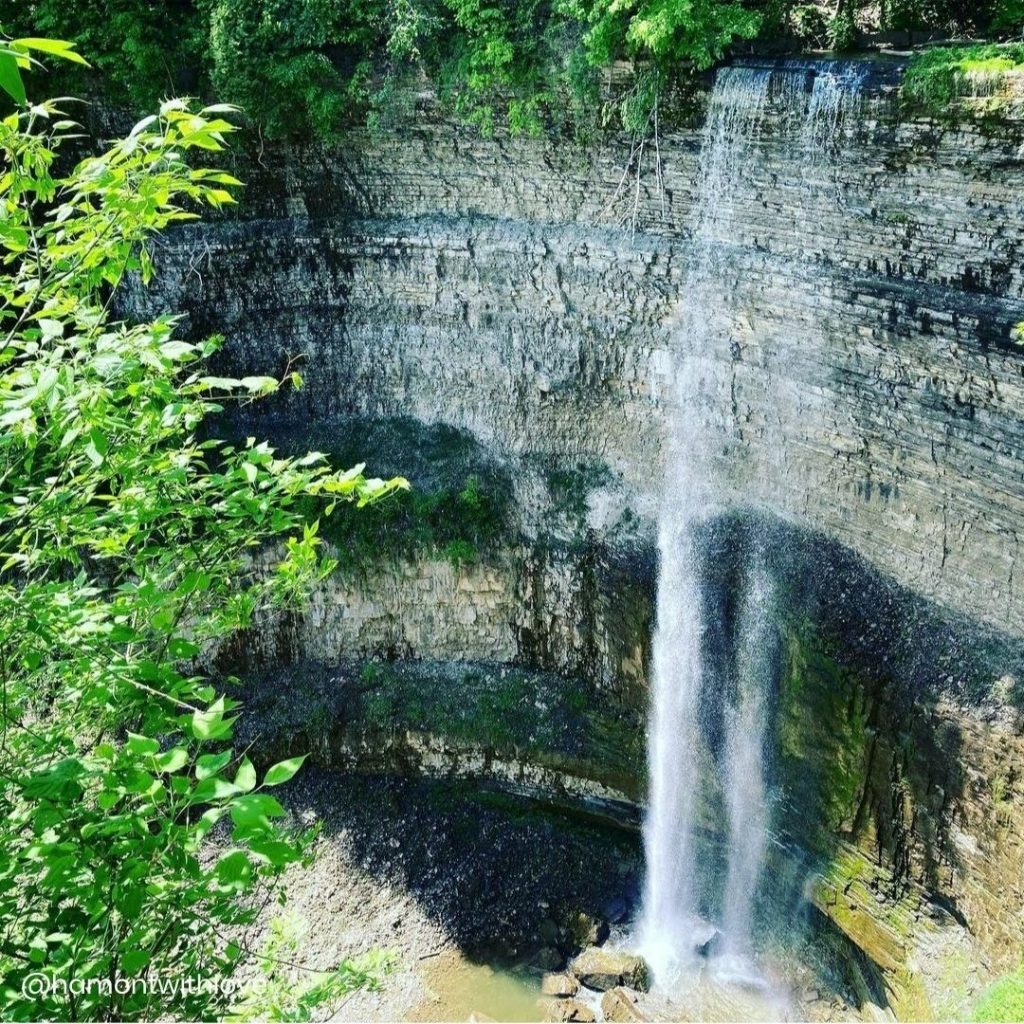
[191,775,240,803]
[191,697,234,741]
[248,837,301,867]
[120,949,151,976]
[125,732,160,757]
[12,38,89,66]
[154,747,188,773]
[195,750,231,780]
[263,755,307,788]
[229,793,285,831]
[233,757,257,793]
[239,375,278,395]
[0,53,26,105]
[160,339,195,361]
[129,114,158,138]
[97,790,120,811]
[195,806,225,839]
[38,318,63,340]
[166,637,199,659]
[160,97,189,114]
[215,849,252,891]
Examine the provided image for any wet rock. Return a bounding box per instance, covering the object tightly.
[542,998,596,1023]
[601,986,646,1022]
[602,895,629,925]
[695,926,723,958]
[570,947,650,992]
[541,973,580,998]
[531,946,565,971]
[564,910,610,951]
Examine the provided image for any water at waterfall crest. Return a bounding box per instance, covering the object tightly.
[638,62,865,987]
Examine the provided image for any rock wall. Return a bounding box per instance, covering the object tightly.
[131,62,1024,641]
[224,543,652,707]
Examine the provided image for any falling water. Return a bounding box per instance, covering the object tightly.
[803,62,868,159]
[720,560,776,961]
[639,62,865,986]
[638,65,773,981]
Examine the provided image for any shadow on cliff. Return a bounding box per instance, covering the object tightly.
[694,510,1024,1002]
[276,768,643,965]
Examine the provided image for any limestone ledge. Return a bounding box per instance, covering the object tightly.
[308,727,640,825]
[230,543,653,708]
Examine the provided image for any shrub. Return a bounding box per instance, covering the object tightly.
[0,41,404,1020]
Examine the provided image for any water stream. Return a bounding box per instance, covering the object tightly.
[639,62,865,989]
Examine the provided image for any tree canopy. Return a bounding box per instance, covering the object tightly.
[9,0,1020,141]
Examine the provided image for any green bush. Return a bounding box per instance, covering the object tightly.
[315,470,510,570]
[881,0,1004,34]
[206,0,384,141]
[0,0,206,106]
[993,0,1024,33]
[828,3,858,51]
[7,0,1024,139]
[792,4,830,47]
[0,40,404,1020]
[3,0,764,139]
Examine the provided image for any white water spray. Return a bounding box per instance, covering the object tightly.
[639,62,865,986]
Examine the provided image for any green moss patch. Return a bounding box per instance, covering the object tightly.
[903,44,1024,115]
[776,622,872,849]
[973,970,1024,1022]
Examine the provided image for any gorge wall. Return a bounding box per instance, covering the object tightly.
[127,58,1024,1016]
[136,58,1024,641]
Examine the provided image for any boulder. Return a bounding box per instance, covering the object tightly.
[695,926,723,959]
[564,910,609,951]
[541,973,580,998]
[541,998,596,1022]
[570,947,651,992]
[601,987,646,1022]
[602,896,629,925]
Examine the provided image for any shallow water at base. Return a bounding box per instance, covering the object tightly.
[409,952,542,1023]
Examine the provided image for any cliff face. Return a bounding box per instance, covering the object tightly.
[127,61,1024,1013]
[135,65,1024,641]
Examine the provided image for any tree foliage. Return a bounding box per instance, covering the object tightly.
[5,0,1024,139]
[2,0,767,139]
[564,0,759,69]
[0,45,404,1021]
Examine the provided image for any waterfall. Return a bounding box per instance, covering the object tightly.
[720,559,776,960]
[639,62,864,986]
[803,61,868,160]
